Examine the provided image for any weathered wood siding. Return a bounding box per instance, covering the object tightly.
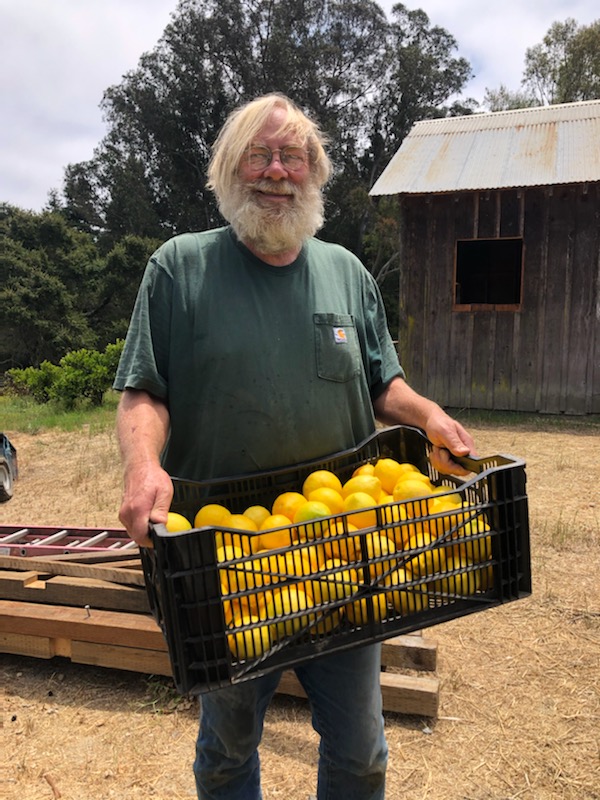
[397,184,600,414]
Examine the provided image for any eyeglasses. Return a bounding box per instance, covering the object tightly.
[244,145,309,172]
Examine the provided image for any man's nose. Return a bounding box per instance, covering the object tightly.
[263,152,288,179]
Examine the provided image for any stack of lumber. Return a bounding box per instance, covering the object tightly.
[0,550,439,717]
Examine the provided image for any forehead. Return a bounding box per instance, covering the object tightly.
[252,107,303,146]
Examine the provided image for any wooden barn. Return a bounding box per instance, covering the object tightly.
[370,100,600,415]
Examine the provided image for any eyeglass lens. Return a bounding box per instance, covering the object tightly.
[246,146,308,170]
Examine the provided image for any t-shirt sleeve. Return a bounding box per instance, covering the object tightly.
[361,272,405,400]
[113,254,172,401]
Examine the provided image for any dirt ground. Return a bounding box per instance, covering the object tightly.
[1,420,599,800]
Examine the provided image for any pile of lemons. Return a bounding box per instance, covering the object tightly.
[165,458,492,662]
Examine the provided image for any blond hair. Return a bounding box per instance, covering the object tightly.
[207,93,331,204]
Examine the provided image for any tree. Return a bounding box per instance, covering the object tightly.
[486,18,600,110]
[555,20,600,102]
[522,19,581,105]
[0,204,159,368]
[60,0,474,271]
[483,84,537,112]
[0,205,99,368]
[325,3,474,261]
[7,341,125,409]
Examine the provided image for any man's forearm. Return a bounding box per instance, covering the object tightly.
[373,377,440,430]
[116,388,170,470]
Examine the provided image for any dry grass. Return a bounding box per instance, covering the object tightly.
[1,422,599,800]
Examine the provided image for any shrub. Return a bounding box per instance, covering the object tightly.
[6,361,61,403]
[5,340,124,409]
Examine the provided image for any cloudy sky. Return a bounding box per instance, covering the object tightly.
[1,0,598,212]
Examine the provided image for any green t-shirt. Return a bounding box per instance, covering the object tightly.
[114,227,404,480]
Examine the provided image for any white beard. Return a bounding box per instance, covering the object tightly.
[221,178,325,255]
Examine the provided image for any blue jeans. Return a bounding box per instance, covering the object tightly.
[194,643,387,799]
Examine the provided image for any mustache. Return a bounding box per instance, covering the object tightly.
[248,178,299,197]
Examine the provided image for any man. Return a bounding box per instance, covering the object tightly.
[115,93,475,800]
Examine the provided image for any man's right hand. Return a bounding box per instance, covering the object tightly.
[119,460,174,548]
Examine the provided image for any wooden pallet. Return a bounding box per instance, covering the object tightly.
[0,552,439,717]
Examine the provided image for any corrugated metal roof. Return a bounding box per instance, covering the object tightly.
[370,99,600,196]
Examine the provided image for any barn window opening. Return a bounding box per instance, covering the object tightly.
[454,238,523,308]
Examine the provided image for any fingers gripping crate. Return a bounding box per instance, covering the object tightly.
[141,425,531,696]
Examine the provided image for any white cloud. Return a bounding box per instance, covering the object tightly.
[0,0,598,211]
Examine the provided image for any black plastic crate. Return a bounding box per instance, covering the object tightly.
[141,425,531,695]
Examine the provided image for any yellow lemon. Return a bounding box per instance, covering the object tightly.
[259,513,293,531]
[265,586,314,640]
[431,488,463,503]
[321,520,358,562]
[302,542,327,571]
[392,479,435,517]
[342,474,382,501]
[216,544,254,594]
[384,567,429,614]
[223,595,264,626]
[451,519,492,564]
[405,471,436,489]
[220,514,258,554]
[310,559,360,604]
[427,497,464,534]
[392,478,435,501]
[344,591,388,625]
[307,486,345,514]
[430,554,480,597]
[210,514,256,553]
[302,469,343,498]
[217,546,269,594]
[194,503,232,528]
[293,500,332,542]
[227,614,272,661]
[268,549,312,583]
[403,531,447,579]
[379,502,424,549]
[373,457,407,494]
[216,543,245,563]
[310,607,342,636]
[243,505,271,527]
[227,514,258,531]
[351,462,376,477]
[256,529,293,552]
[165,512,192,532]
[343,492,377,530]
[272,491,307,522]
[256,514,294,551]
[247,554,280,587]
[363,533,397,582]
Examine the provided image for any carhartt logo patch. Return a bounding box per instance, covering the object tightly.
[333,327,347,343]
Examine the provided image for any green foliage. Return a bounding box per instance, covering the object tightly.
[523,19,581,104]
[483,84,537,112]
[1,204,159,369]
[49,348,112,409]
[7,361,61,403]
[6,341,124,410]
[0,207,96,367]
[554,19,600,102]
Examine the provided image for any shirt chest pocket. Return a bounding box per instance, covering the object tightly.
[314,313,362,382]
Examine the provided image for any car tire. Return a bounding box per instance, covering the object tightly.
[0,460,13,502]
